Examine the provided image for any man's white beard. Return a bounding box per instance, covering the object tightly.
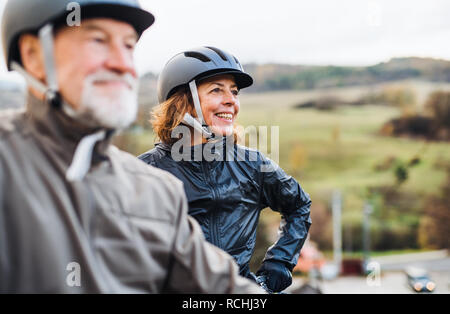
[77,70,139,130]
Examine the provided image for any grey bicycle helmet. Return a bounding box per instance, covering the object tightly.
[2,0,154,70]
[157,46,253,103]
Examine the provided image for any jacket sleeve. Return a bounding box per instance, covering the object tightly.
[259,155,312,271]
[165,182,264,294]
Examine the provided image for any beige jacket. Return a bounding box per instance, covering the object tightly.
[0,94,263,294]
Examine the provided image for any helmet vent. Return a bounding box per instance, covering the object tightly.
[184,51,211,62]
[205,46,228,62]
[233,56,242,68]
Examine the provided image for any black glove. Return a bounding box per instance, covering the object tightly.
[256,260,292,292]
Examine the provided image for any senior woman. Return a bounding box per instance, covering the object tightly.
[139,46,311,293]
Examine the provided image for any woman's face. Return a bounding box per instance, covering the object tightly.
[197,74,240,136]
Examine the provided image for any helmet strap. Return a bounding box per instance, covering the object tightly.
[38,23,62,108]
[186,80,214,140]
[182,112,213,139]
[188,80,206,126]
[13,23,83,121]
[12,60,80,121]
[12,23,62,109]
[11,61,48,95]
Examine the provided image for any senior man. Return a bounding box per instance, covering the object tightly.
[0,0,263,294]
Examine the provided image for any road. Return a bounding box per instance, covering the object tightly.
[289,270,449,294]
[288,250,450,294]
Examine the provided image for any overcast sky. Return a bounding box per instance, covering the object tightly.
[1,0,450,81]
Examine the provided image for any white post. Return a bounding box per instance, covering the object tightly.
[332,190,342,275]
[363,201,373,272]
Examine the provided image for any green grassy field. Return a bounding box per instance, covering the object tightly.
[238,90,449,197]
[117,81,450,252]
[235,85,450,252]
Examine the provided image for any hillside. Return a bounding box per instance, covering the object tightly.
[1,57,449,109]
[244,57,450,92]
[137,57,450,106]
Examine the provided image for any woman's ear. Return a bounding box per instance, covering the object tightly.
[18,34,46,81]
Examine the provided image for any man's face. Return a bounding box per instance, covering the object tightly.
[53,18,139,129]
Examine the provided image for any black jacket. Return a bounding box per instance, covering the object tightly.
[139,139,311,279]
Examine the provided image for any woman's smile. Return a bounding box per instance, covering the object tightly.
[214,111,234,123]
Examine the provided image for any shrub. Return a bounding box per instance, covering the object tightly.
[424,91,450,129]
[418,163,450,249]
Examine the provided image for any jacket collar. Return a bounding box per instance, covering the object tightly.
[25,93,114,164]
[155,136,236,162]
[154,141,172,152]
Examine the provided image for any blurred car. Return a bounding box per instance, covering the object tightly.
[405,266,436,293]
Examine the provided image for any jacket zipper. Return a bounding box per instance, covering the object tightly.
[201,161,221,248]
